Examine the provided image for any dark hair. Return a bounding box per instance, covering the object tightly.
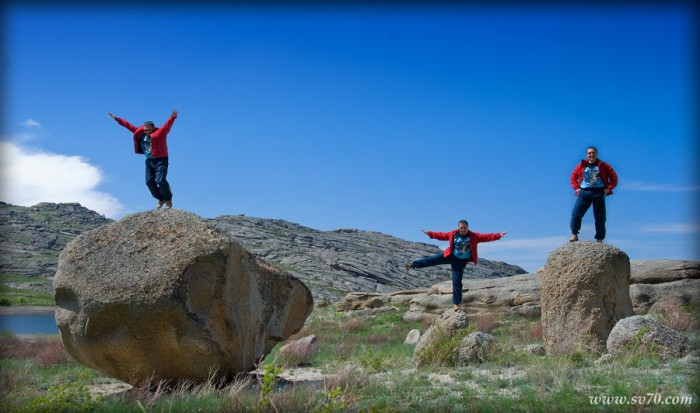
[587,146,598,153]
[143,121,155,127]
[458,220,469,227]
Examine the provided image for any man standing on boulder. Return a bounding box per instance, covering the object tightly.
[406,220,507,311]
[108,110,178,209]
[569,146,618,243]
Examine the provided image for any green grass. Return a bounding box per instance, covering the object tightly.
[1,304,698,412]
[0,287,54,307]
[0,274,54,306]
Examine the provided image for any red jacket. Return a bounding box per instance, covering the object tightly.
[114,115,176,158]
[424,229,502,264]
[570,159,618,195]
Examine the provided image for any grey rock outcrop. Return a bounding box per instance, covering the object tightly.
[415,273,540,317]
[629,260,700,315]
[541,242,634,355]
[336,259,699,321]
[606,315,693,360]
[0,202,111,277]
[54,209,313,385]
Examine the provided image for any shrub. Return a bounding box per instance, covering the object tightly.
[475,313,498,333]
[365,333,392,345]
[0,335,69,366]
[0,297,12,306]
[253,363,283,413]
[526,322,543,341]
[341,318,364,333]
[358,349,391,373]
[653,300,694,332]
[23,373,101,413]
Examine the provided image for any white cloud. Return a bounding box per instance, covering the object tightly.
[0,141,124,218]
[621,180,700,192]
[24,119,42,128]
[639,223,700,234]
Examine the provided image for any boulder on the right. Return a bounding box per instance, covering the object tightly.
[606,315,693,360]
[541,242,634,355]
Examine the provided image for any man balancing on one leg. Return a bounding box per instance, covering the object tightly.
[406,220,507,312]
[108,110,178,209]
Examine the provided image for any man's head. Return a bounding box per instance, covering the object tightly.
[458,220,469,235]
[586,146,599,164]
[143,121,155,134]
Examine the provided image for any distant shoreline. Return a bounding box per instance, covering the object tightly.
[0,306,55,316]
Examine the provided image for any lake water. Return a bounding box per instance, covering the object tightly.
[0,314,59,335]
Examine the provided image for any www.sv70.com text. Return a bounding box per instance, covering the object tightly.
[589,394,693,406]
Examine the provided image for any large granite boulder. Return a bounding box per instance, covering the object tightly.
[541,242,634,355]
[54,209,313,386]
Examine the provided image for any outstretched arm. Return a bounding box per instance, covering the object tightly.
[472,231,507,243]
[108,113,138,132]
[422,230,452,241]
[158,109,178,135]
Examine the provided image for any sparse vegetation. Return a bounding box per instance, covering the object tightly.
[1,304,698,412]
[0,274,54,306]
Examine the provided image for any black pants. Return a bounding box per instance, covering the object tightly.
[411,254,469,305]
[145,157,172,201]
[570,188,606,240]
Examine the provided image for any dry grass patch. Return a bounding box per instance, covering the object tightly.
[0,334,69,366]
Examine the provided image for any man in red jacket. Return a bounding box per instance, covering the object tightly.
[569,146,618,243]
[108,110,178,209]
[406,220,507,311]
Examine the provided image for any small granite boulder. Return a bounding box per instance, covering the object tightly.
[412,309,468,367]
[456,332,495,364]
[606,315,693,360]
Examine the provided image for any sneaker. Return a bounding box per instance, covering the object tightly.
[156,200,165,209]
[165,200,172,209]
[569,234,578,242]
[596,239,603,243]
[453,304,461,312]
[405,263,412,271]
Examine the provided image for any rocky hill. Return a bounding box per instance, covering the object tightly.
[0,202,527,302]
[211,215,526,302]
[0,202,113,277]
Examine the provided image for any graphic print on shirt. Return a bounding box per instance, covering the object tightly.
[141,135,152,158]
[581,164,604,188]
[453,234,471,260]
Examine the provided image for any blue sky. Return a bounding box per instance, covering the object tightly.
[2,3,698,272]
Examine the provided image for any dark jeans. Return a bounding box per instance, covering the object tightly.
[570,188,606,240]
[145,157,172,202]
[411,253,469,305]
